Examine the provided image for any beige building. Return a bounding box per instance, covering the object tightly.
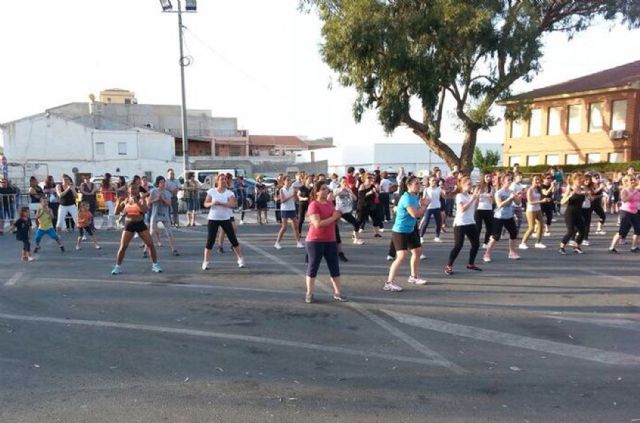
[97,89,137,105]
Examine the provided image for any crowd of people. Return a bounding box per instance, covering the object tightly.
[1,162,639,303]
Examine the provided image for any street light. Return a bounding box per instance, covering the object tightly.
[159,0,197,175]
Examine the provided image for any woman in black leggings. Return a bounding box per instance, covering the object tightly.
[540,174,557,236]
[591,173,607,235]
[475,172,494,247]
[444,177,481,275]
[334,177,363,244]
[357,175,383,237]
[559,172,587,255]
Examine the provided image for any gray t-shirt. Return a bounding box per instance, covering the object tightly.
[493,188,514,219]
[165,179,181,196]
[150,188,172,220]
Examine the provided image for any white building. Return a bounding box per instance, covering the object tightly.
[296,142,503,176]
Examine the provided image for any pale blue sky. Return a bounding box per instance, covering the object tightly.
[0,0,638,146]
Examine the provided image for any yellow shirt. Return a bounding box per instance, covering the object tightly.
[37,208,53,230]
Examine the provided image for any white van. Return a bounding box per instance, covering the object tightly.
[185,168,246,188]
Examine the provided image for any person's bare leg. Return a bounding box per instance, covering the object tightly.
[139,230,158,263]
[329,276,342,296]
[276,219,288,243]
[410,248,421,277]
[116,231,134,265]
[305,276,315,297]
[387,250,407,282]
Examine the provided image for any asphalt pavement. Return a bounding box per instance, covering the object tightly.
[1,212,639,422]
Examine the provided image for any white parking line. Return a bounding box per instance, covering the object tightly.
[582,268,637,284]
[543,315,640,332]
[0,312,442,367]
[241,240,464,374]
[4,271,24,287]
[384,310,640,366]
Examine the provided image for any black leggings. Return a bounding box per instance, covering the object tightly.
[541,202,554,226]
[591,200,606,225]
[298,201,309,234]
[581,208,592,241]
[475,209,493,244]
[341,212,359,232]
[448,224,480,266]
[306,241,340,278]
[358,206,382,230]
[206,219,239,250]
[562,207,585,245]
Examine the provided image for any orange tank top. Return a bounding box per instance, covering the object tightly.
[124,202,142,217]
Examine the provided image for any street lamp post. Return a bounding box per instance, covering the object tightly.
[159,0,196,175]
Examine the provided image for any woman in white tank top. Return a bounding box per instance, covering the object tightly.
[520,175,551,249]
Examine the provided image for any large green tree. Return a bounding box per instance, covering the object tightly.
[301,0,639,173]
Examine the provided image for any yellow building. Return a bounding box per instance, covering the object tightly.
[98,89,137,105]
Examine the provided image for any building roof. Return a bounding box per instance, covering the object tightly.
[249,135,308,148]
[505,59,640,103]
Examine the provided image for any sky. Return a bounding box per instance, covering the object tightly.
[0,0,639,148]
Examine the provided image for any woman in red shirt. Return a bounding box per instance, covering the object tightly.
[305,181,347,304]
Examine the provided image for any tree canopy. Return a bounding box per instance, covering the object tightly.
[302,0,640,173]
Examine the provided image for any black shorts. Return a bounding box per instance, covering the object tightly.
[125,220,148,234]
[619,211,640,237]
[392,230,421,251]
[79,226,94,237]
[492,217,518,241]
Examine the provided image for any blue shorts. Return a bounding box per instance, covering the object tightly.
[281,210,296,219]
[35,228,59,243]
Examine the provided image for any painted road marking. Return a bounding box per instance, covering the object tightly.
[0,312,442,367]
[543,315,640,332]
[4,272,24,287]
[242,240,464,374]
[383,310,640,366]
[583,268,637,284]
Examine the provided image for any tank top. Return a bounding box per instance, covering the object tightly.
[124,202,142,218]
[60,188,76,206]
[567,192,585,209]
[477,186,494,211]
[527,188,542,212]
[621,189,640,214]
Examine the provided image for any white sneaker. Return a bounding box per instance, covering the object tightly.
[296,241,305,249]
[75,246,81,251]
[508,253,521,260]
[582,240,590,246]
[534,243,547,249]
[274,242,282,250]
[239,220,245,225]
[518,243,529,250]
[419,254,427,260]
[420,237,425,244]
[482,254,492,263]
[201,261,209,270]
[383,281,403,292]
[386,255,394,261]
[568,240,577,247]
[407,275,427,285]
[81,235,87,241]
[95,245,102,250]
[353,238,364,245]
[596,230,606,235]
[358,228,364,233]
[544,231,551,237]
[237,257,245,268]
[433,237,442,243]
[482,243,487,250]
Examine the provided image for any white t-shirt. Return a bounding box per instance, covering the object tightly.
[527,188,542,212]
[509,182,525,208]
[280,186,296,211]
[380,179,392,194]
[424,187,442,209]
[453,193,476,226]
[477,187,494,211]
[206,188,235,220]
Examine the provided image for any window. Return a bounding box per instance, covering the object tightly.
[611,100,627,131]
[547,107,562,135]
[589,102,604,132]
[608,152,623,163]
[509,156,521,167]
[546,155,559,165]
[568,105,582,134]
[527,155,540,166]
[229,146,242,156]
[529,109,542,137]
[565,154,580,165]
[95,142,105,155]
[587,153,601,164]
[118,142,127,155]
[510,119,524,138]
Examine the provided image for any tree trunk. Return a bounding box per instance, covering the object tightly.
[401,115,461,172]
[460,126,479,175]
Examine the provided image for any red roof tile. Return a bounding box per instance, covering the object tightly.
[506,60,640,102]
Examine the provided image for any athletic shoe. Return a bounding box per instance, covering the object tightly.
[202,261,209,270]
[482,254,491,263]
[558,247,567,255]
[379,228,385,233]
[142,251,148,259]
[568,240,577,247]
[274,242,282,250]
[444,265,453,276]
[237,257,245,268]
[383,281,403,292]
[95,245,102,250]
[508,253,521,260]
[239,220,245,225]
[433,237,442,243]
[333,294,348,302]
[218,245,225,253]
[33,246,40,254]
[151,263,163,273]
[582,240,590,246]
[466,264,482,271]
[111,265,122,275]
[596,230,607,235]
[338,252,348,262]
[172,250,180,256]
[544,231,551,237]
[574,247,584,254]
[27,256,36,262]
[358,228,364,233]
[60,246,65,253]
[386,255,394,261]
[304,294,314,304]
[81,235,87,241]
[518,243,529,250]
[482,243,487,250]
[75,246,81,251]
[419,254,427,260]
[534,243,547,249]
[157,241,163,247]
[407,275,427,285]
[608,248,619,254]
[353,238,365,245]
[631,247,639,253]
[296,241,305,249]
[420,236,425,244]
